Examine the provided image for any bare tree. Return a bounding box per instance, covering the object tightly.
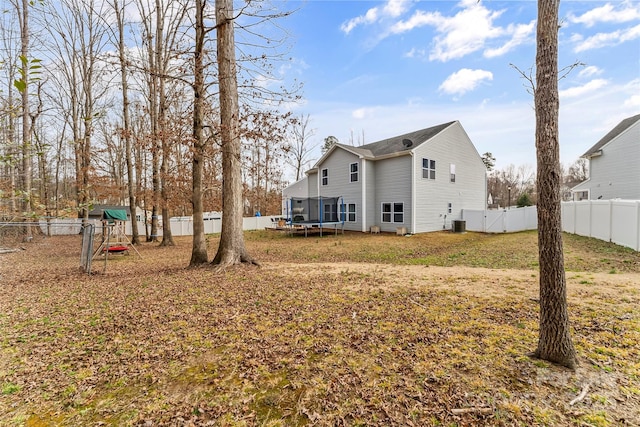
[43,0,111,226]
[286,113,316,181]
[0,13,20,216]
[211,0,257,267]
[532,0,577,369]
[189,0,210,265]
[111,0,141,244]
[12,0,33,222]
[565,158,589,188]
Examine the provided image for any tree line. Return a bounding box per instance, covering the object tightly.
[0,0,298,245]
[483,153,589,209]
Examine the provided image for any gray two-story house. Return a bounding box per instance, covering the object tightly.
[571,113,640,200]
[284,120,487,234]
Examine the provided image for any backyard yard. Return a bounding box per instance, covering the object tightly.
[1,230,639,426]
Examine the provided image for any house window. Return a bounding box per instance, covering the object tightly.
[448,203,452,214]
[340,203,356,222]
[422,158,436,179]
[323,202,335,222]
[321,168,328,186]
[450,164,456,183]
[382,202,404,223]
[350,162,358,182]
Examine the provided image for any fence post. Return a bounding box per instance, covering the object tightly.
[609,200,614,243]
[637,201,640,251]
[502,209,507,233]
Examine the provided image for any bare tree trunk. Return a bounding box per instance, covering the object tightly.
[1,20,19,216]
[32,83,49,222]
[533,0,577,370]
[19,0,32,221]
[157,0,174,247]
[211,0,257,267]
[189,0,209,266]
[114,0,140,245]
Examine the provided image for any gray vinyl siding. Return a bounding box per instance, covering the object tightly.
[413,122,486,233]
[374,156,412,233]
[586,122,640,200]
[308,172,318,198]
[317,148,363,231]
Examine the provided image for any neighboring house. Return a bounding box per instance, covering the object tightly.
[287,121,487,234]
[571,114,640,201]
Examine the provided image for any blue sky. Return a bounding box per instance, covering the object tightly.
[276,0,639,174]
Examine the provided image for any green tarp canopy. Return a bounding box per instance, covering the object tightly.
[102,209,128,221]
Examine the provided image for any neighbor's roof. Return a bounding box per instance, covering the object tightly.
[581,113,640,158]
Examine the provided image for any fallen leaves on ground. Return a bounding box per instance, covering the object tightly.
[0,233,639,426]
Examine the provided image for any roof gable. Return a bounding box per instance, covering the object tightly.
[582,113,640,158]
[311,121,458,169]
[359,121,456,157]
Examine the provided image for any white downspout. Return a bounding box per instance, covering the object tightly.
[361,158,367,232]
[411,152,416,234]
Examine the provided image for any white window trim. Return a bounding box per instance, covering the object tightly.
[422,158,436,180]
[321,168,328,186]
[348,203,356,222]
[381,202,404,223]
[349,162,359,183]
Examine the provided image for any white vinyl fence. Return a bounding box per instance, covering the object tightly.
[561,200,640,251]
[463,201,640,251]
[36,215,281,237]
[462,206,538,233]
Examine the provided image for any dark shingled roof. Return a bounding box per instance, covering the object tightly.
[582,114,640,158]
[345,121,456,158]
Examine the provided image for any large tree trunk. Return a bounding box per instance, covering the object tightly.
[19,0,32,225]
[156,0,174,247]
[189,0,209,266]
[533,0,577,370]
[211,0,257,267]
[114,0,140,245]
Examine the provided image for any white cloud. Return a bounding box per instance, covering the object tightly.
[352,108,369,119]
[578,66,602,79]
[439,69,493,96]
[341,0,411,34]
[622,79,640,108]
[574,24,640,52]
[624,94,640,108]
[568,2,640,27]
[559,79,609,98]
[383,0,410,18]
[404,47,426,59]
[484,21,535,58]
[389,1,532,62]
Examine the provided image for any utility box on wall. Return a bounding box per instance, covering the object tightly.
[396,227,407,236]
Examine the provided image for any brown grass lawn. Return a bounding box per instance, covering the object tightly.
[1,230,639,426]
